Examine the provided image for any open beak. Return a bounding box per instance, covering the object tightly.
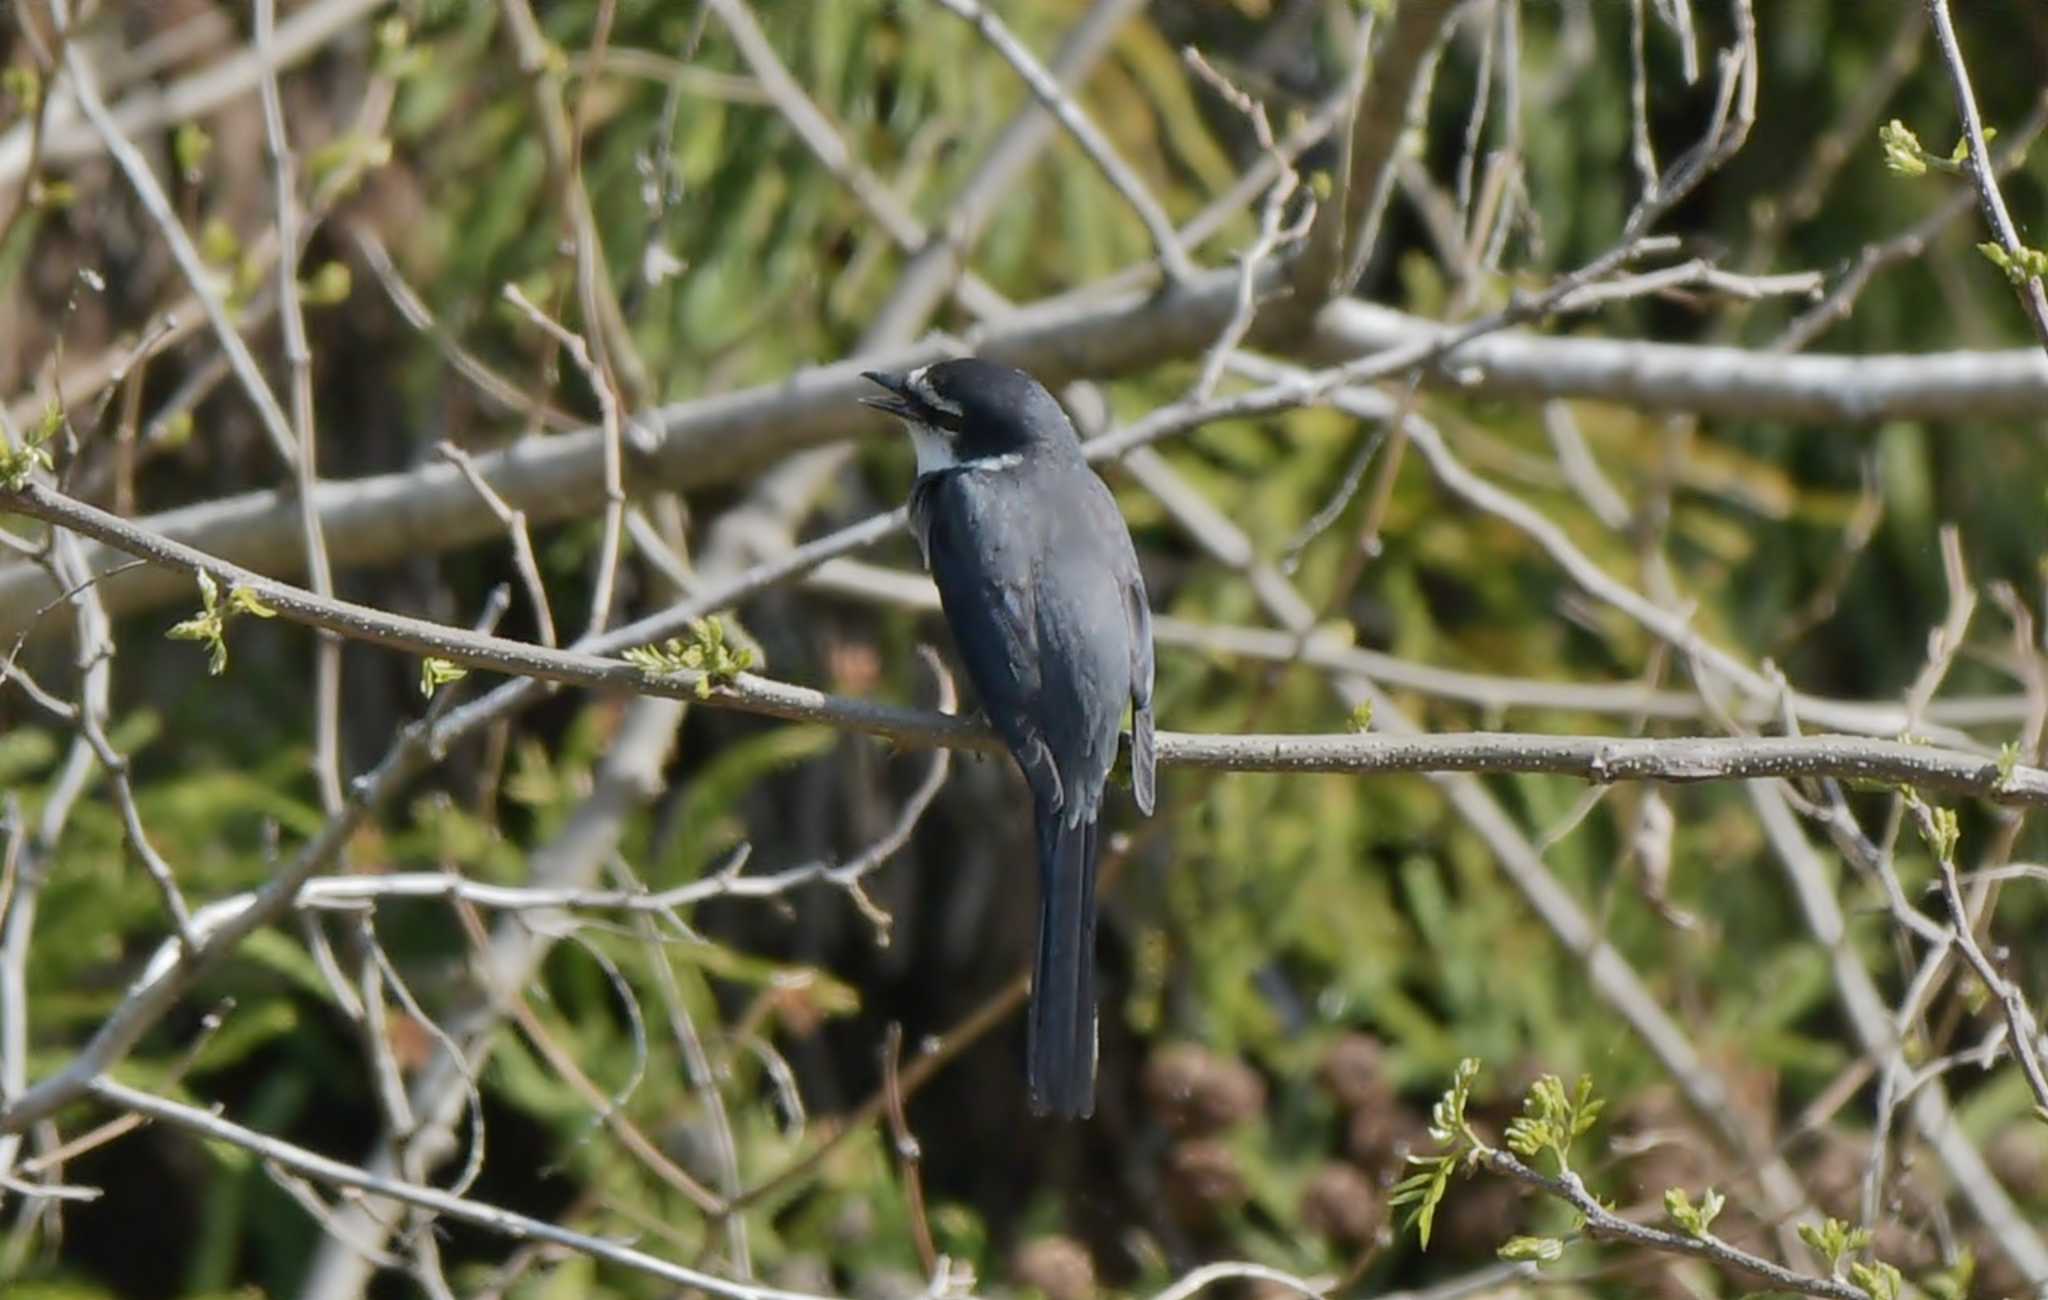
[859,370,921,421]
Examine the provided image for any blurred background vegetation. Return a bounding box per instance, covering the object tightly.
[3,1,2048,1297]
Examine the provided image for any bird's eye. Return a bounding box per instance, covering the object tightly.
[907,369,966,425]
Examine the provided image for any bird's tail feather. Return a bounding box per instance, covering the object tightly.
[1028,808,1099,1118]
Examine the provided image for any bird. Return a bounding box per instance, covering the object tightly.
[861,358,1155,1118]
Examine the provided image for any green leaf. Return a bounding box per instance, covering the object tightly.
[198,217,240,266]
[2,64,41,113]
[1389,1156,1457,1249]
[173,122,212,182]
[299,261,353,306]
[1505,1072,1604,1172]
[1391,1057,1491,1249]
[1920,1248,1976,1300]
[1879,119,1927,176]
[1497,1235,1564,1262]
[1849,1261,1903,1300]
[1979,241,2048,284]
[623,617,755,697]
[227,585,276,619]
[1665,1186,1724,1237]
[1947,126,1995,165]
[165,573,271,675]
[1797,1217,1871,1272]
[419,656,469,696]
[1,401,59,487]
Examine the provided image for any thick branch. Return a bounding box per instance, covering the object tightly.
[6,269,2047,634]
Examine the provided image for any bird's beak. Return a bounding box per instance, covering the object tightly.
[859,370,921,421]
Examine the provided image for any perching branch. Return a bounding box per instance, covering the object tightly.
[6,479,2048,808]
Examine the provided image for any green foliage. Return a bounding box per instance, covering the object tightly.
[1875,118,1992,179]
[172,121,212,183]
[418,655,468,696]
[1664,1186,1725,1237]
[0,407,53,488]
[165,572,279,676]
[1502,1072,1604,1173]
[1389,1057,1484,1248]
[624,617,755,696]
[1879,119,1927,176]
[1902,787,1960,863]
[1850,1260,1905,1300]
[1798,1217,1873,1274]
[304,132,393,201]
[3,62,41,113]
[1998,740,2022,789]
[198,216,240,266]
[1496,1234,1564,1262]
[1979,241,2048,285]
[298,261,353,307]
[13,3,2048,1294]
[1920,1249,1976,1300]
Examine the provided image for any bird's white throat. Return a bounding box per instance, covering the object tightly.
[907,421,958,477]
[905,419,1020,477]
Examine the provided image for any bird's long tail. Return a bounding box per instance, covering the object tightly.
[1028,804,1100,1118]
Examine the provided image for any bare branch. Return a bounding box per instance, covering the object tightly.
[89,1077,839,1300]
[930,0,1197,283]
[255,0,345,814]
[11,481,2048,812]
[1924,0,2048,353]
[1292,0,1464,305]
[1479,1147,1873,1300]
[9,269,2048,636]
[0,0,388,185]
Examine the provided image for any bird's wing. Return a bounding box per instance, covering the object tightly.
[913,469,1062,809]
[1032,472,1145,826]
[1125,569,1156,816]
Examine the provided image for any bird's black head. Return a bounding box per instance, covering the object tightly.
[861,358,1081,476]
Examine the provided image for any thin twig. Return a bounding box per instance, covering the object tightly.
[352,226,579,431]
[256,0,345,815]
[1909,797,2048,1116]
[930,0,1196,283]
[47,0,300,470]
[1480,1148,1873,1300]
[501,284,628,637]
[1774,86,2048,352]
[436,443,558,648]
[87,1077,841,1300]
[1923,0,2048,353]
[882,1025,938,1277]
[0,0,388,186]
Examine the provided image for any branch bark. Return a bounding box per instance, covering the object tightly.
[6,271,2047,635]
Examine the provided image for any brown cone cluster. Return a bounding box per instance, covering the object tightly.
[1011,1235,1097,1300]
[1143,1043,1265,1231]
[1143,1042,1267,1137]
